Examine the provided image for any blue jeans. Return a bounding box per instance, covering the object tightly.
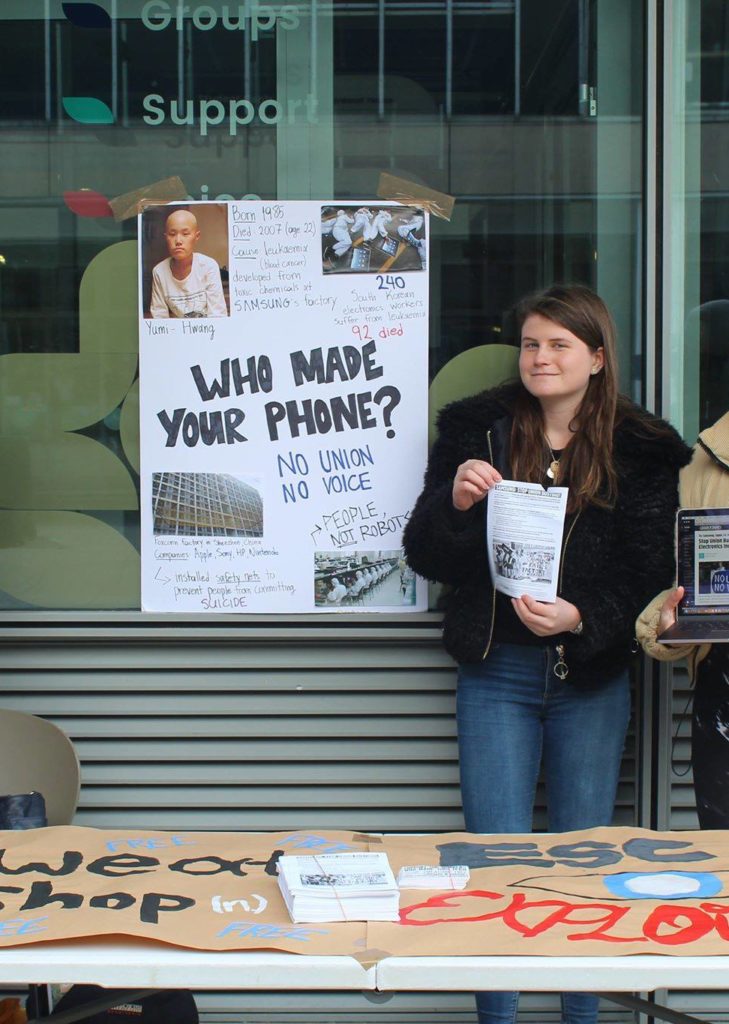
[456,642,631,1024]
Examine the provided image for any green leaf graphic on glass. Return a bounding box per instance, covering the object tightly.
[0,241,140,609]
[62,96,115,125]
[80,241,138,355]
[0,512,139,609]
[120,378,140,475]
[428,345,519,448]
[0,436,137,511]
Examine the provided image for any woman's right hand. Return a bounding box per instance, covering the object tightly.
[657,586,685,637]
[452,460,503,511]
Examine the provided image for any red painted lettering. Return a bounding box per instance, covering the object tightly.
[399,890,507,926]
[642,905,714,945]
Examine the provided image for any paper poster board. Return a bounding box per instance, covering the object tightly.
[2,826,729,956]
[138,201,429,613]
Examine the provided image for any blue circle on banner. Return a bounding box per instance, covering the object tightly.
[603,871,723,900]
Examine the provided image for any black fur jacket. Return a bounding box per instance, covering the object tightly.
[403,383,692,687]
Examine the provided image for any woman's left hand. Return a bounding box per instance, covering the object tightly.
[512,594,582,637]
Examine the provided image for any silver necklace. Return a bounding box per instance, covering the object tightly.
[546,439,560,481]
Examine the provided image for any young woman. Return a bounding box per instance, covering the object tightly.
[637,410,729,828]
[403,284,690,1024]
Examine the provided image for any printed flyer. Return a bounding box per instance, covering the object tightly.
[138,200,429,613]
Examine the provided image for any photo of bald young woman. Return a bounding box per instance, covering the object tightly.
[142,204,229,319]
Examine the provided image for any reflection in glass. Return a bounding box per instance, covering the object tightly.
[0,1,646,608]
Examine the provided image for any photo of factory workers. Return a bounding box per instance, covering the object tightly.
[320,204,426,275]
[141,203,230,319]
[314,550,416,607]
[493,541,555,585]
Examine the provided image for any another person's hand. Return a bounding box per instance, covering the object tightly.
[657,586,684,637]
[452,460,502,511]
[512,594,582,637]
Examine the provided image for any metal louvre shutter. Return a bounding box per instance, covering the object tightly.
[0,626,639,833]
[658,662,713,1024]
[0,625,461,832]
[193,991,633,1023]
[0,622,639,1023]
[664,662,699,830]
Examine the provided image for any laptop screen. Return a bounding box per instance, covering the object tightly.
[677,508,729,615]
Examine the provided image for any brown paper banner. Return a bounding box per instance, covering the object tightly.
[109,176,188,222]
[372,827,729,956]
[0,827,368,954]
[376,173,455,221]
[0,827,728,957]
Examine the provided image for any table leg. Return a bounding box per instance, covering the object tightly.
[598,991,711,1024]
[26,988,158,1024]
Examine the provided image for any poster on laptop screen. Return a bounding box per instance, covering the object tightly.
[138,201,429,614]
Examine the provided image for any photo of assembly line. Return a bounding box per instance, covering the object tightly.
[320,204,427,275]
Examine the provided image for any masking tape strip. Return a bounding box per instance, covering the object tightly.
[352,832,383,845]
[377,172,455,221]
[352,946,393,969]
[109,176,188,222]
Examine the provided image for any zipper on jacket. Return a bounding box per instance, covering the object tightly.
[554,644,569,679]
[482,428,497,660]
[553,508,581,678]
[558,509,581,593]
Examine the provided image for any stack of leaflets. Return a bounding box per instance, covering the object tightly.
[397,864,470,890]
[277,851,400,923]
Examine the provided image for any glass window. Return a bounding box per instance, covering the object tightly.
[665,0,729,438]
[0,0,646,610]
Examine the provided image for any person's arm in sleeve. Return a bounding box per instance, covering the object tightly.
[403,425,499,586]
[562,458,681,661]
[149,266,170,318]
[204,261,228,317]
[636,587,697,663]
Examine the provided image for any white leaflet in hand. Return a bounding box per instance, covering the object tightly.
[486,481,568,603]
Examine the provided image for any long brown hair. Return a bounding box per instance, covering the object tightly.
[510,283,619,511]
